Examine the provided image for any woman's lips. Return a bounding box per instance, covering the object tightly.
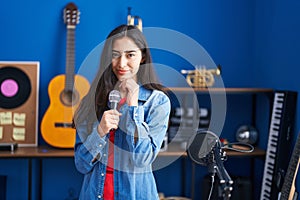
[118,70,128,75]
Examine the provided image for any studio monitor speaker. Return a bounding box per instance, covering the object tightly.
[0,61,39,146]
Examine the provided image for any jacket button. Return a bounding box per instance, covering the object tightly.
[97,194,102,199]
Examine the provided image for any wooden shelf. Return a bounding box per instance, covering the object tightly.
[0,144,265,158]
[0,146,74,158]
[0,87,271,159]
[159,142,265,157]
[167,87,274,94]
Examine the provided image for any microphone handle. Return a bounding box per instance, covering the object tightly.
[110,102,118,110]
[109,101,119,131]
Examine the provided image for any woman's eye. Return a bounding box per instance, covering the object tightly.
[112,52,120,58]
[127,53,135,58]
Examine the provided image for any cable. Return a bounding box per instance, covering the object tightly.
[222,142,254,153]
[207,174,215,200]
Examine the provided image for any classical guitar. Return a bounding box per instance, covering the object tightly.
[279,133,300,200]
[41,3,89,148]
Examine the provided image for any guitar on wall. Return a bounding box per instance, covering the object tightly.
[41,2,90,148]
[279,133,300,200]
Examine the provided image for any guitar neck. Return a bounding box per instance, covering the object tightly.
[65,27,75,92]
[280,134,300,200]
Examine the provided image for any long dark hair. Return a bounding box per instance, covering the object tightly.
[73,25,165,133]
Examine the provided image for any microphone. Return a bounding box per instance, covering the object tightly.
[108,90,121,110]
[187,130,220,166]
[187,130,233,199]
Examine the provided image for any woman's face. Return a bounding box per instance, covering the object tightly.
[111,37,144,81]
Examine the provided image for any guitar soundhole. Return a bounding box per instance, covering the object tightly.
[60,89,79,107]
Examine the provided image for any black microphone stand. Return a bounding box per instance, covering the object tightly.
[206,142,233,200]
[187,130,254,200]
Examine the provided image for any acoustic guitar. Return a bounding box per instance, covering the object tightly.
[279,133,300,200]
[41,3,89,148]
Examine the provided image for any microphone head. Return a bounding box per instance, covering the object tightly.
[109,90,121,109]
[187,130,220,166]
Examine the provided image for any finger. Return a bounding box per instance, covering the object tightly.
[119,80,127,92]
[110,116,119,124]
[109,121,118,130]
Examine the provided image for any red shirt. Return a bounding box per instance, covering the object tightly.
[103,98,126,200]
[103,129,115,200]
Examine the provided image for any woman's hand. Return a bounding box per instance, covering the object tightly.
[97,110,122,137]
[119,78,139,106]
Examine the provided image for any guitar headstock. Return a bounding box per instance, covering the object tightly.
[63,2,80,28]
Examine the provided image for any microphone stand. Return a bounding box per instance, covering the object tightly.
[206,142,233,200]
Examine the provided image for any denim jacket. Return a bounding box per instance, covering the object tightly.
[74,86,171,200]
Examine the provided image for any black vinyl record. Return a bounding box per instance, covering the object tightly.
[0,66,31,109]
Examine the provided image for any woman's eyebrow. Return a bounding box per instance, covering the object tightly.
[112,49,138,53]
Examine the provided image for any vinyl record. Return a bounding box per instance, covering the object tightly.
[0,66,31,109]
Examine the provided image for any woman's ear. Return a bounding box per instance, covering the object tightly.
[140,50,146,64]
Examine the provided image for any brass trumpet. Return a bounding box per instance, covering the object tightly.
[181,65,221,88]
[127,7,143,32]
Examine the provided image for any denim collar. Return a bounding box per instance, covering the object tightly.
[138,85,152,102]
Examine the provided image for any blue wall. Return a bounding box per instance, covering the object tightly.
[0,0,299,199]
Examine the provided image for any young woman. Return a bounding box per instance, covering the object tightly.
[73,25,171,200]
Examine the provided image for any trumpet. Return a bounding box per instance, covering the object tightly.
[127,7,143,32]
[181,65,221,88]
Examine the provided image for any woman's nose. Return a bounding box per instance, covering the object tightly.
[119,55,127,68]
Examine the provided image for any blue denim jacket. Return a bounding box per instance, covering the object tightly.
[74,86,171,200]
